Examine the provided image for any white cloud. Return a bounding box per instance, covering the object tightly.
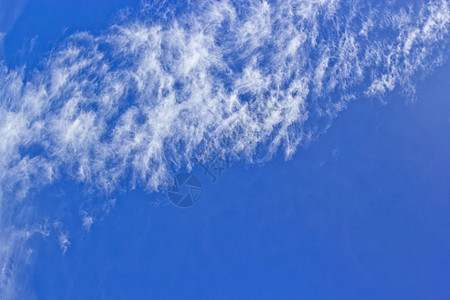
[0,0,449,298]
[58,233,70,255]
[81,210,94,232]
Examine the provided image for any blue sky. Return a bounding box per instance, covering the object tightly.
[0,1,449,299]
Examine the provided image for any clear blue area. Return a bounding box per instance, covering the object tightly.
[2,1,449,299]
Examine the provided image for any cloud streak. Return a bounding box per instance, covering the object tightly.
[0,0,449,297]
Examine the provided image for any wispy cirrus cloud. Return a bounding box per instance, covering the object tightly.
[0,0,449,298]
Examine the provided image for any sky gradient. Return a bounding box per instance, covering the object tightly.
[0,1,449,299]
